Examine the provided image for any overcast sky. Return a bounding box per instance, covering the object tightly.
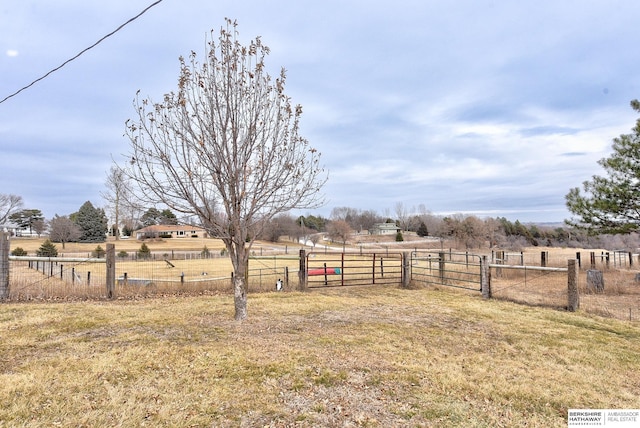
[2,1,640,223]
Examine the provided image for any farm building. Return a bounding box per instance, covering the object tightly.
[135,225,207,240]
[369,223,401,235]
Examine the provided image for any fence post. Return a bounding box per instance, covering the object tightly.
[402,251,410,288]
[0,232,9,300]
[438,252,445,283]
[298,249,307,291]
[567,259,579,312]
[106,243,115,299]
[541,251,547,267]
[481,255,491,299]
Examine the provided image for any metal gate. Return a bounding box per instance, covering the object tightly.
[411,250,482,291]
[305,251,403,288]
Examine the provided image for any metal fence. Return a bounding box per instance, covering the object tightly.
[304,251,405,288]
[1,241,303,300]
[1,235,638,322]
[411,251,483,291]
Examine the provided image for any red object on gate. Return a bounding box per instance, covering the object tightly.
[308,267,341,276]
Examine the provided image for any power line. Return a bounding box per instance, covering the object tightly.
[0,0,164,105]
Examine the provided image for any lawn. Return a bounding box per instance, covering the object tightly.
[1,286,638,427]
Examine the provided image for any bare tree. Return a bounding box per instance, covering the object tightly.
[0,194,23,225]
[123,20,326,320]
[327,220,352,248]
[101,165,142,240]
[32,219,46,237]
[49,215,82,249]
[395,202,409,231]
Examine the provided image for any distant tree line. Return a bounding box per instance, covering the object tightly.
[253,207,640,252]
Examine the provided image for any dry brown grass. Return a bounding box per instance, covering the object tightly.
[1,286,639,427]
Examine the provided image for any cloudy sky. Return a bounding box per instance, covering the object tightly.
[2,1,640,223]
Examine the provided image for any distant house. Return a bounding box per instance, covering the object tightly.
[369,223,401,235]
[0,222,19,235]
[135,225,207,240]
[0,222,40,237]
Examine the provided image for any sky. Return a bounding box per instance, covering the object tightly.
[2,1,640,224]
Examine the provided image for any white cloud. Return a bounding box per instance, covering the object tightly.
[1,0,640,222]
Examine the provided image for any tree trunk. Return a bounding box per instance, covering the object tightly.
[233,275,248,321]
[230,242,249,321]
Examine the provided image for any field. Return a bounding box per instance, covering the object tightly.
[1,286,639,427]
[7,237,640,322]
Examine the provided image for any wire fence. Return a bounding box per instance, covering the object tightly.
[5,253,301,300]
[2,237,640,322]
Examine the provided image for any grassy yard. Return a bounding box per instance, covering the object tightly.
[1,286,638,427]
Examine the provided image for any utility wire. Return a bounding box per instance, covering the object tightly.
[0,0,164,105]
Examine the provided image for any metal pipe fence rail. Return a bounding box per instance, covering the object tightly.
[411,251,483,291]
[304,251,404,288]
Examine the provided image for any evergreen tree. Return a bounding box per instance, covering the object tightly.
[74,201,108,243]
[37,239,58,257]
[92,245,106,258]
[9,209,44,235]
[138,243,151,259]
[566,100,640,234]
[416,221,429,237]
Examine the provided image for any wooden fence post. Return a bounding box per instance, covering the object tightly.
[0,232,9,300]
[481,255,491,299]
[438,252,445,283]
[567,259,579,312]
[298,249,307,291]
[106,243,115,299]
[402,251,410,288]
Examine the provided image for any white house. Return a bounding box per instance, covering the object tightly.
[135,225,207,240]
[369,223,401,235]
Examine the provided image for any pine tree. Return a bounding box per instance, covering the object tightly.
[566,100,640,234]
[74,201,108,243]
[138,243,151,259]
[417,221,429,237]
[36,239,58,257]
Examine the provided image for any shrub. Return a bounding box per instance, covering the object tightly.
[395,231,404,242]
[138,243,151,259]
[118,250,128,259]
[417,222,429,237]
[202,246,211,258]
[92,245,105,258]
[11,247,27,256]
[36,239,58,257]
